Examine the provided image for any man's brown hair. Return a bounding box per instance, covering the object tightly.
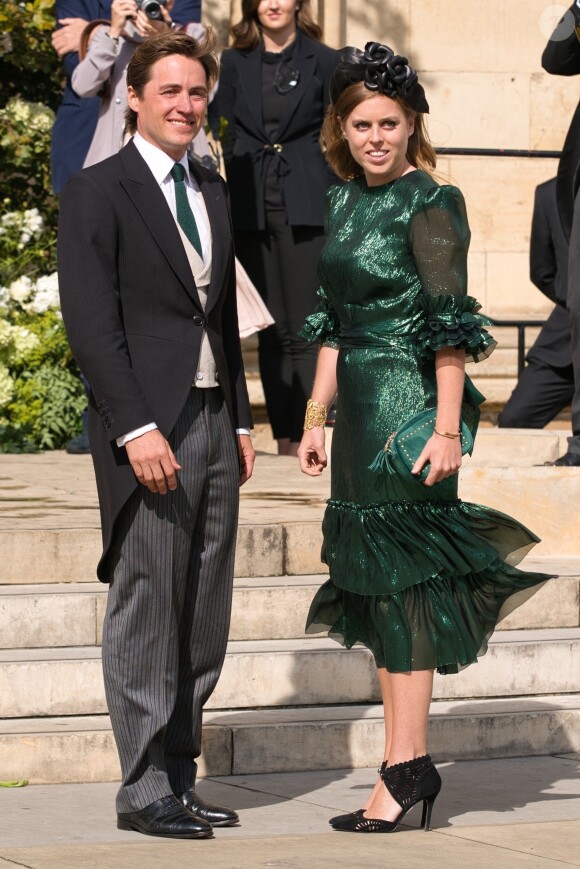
[125,29,218,135]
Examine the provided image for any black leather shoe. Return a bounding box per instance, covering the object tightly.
[117,794,213,838]
[180,790,239,827]
[550,452,580,466]
[65,432,90,454]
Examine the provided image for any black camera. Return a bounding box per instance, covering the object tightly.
[136,0,167,20]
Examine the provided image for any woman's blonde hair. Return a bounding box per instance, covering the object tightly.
[231,0,322,50]
[322,82,437,182]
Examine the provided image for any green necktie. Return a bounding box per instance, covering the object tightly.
[170,162,202,258]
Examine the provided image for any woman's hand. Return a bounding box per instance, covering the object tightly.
[298,427,327,476]
[412,431,462,487]
[109,0,138,37]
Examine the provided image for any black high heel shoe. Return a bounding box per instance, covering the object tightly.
[330,755,441,833]
[328,761,388,827]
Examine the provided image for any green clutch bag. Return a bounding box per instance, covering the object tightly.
[368,409,475,482]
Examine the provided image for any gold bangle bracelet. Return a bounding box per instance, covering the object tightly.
[434,428,461,439]
[303,399,327,430]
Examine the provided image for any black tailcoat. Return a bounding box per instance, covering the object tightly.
[58,140,252,581]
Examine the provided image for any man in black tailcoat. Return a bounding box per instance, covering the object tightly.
[542,1,580,464]
[498,179,573,428]
[58,31,254,839]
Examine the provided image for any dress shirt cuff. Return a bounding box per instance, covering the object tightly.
[117,422,158,448]
[236,428,251,436]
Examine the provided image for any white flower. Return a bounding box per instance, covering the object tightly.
[0,364,14,409]
[20,208,43,243]
[0,208,44,244]
[0,285,9,313]
[0,320,13,350]
[8,275,33,305]
[1,98,54,134]
[10,325,40,363]
[25,272,60,313]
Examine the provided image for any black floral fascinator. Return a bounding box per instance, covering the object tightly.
[329,42,429,113]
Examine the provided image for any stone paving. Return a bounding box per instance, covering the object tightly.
[0,758,579,867]
[0,435,328,531]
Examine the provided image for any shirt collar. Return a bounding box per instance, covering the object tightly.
[133,133,192,186]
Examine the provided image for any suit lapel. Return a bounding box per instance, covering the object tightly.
[192,161,230,313]
[239,47,265,135]
[276,33,316,141]
[119,141,202,309]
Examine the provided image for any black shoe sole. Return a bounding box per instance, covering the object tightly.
[117,818,213,838]
[207,818,240,827]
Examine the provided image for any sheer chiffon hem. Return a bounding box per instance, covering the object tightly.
[309,497,552,674]
[305,564,549,675]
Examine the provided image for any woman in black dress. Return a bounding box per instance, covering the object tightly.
[212,0,338,455]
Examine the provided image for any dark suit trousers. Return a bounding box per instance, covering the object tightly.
[235,209,324,443]
[566,190,580,453]
[102,388,240,813]
[498,358,574,428]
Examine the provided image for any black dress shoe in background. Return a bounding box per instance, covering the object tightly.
[65,432,90,454]
[117,794,213,838]
[180,790,240,827]
[546,452,580,467]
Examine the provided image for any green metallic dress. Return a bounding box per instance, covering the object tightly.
[300,169,552,675]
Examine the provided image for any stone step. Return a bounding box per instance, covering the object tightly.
[0,522,328,584]
[1,628,579,719]
[0,559,577,649]
[466,428,569,467]
[1,694,579,784]
[1,459,579,589]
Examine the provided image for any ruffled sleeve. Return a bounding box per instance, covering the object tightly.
[410,184,496,363]
[417,294,496,363]
[299,285,341,349]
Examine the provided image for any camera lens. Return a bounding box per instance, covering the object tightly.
[137,0,164,19]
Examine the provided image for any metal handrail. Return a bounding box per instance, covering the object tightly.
[490,319,547,376]
[434,147,561,158]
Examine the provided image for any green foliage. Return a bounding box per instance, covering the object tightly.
[0,98,59,233]
[5,366,85,451]
[0,204,57,286]
[0,240,85,452]
[1,1,61,229]
[0,1,63,110]
[0,4,84,452]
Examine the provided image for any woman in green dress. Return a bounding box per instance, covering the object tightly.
[298,43,552,833]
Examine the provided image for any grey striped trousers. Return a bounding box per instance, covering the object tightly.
[102,388,240,813]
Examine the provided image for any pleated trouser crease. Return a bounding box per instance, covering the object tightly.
[102,388,240,813]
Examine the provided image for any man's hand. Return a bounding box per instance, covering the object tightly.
[125,429,181,494]
[51,18,88,56]
[298,428,327,476]
[237,434,255,486]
